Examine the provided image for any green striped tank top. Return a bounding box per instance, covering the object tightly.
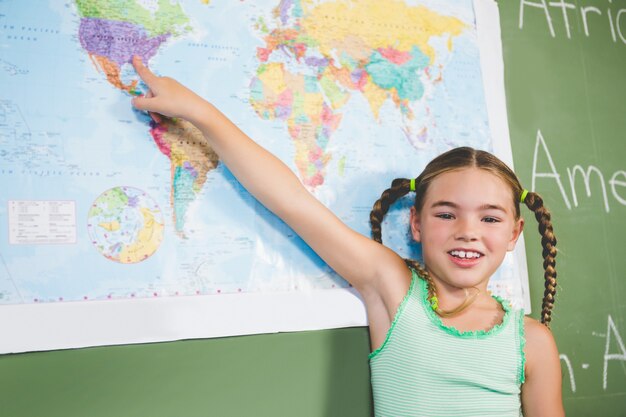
[369,270,526,417]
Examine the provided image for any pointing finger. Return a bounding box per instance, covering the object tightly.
[131,89,162,123]
[132,56,157,85]
[131,94,150,111]
[144,90,162,123]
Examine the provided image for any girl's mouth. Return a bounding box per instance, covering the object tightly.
[448,250,483,266]
[449,250,482,259]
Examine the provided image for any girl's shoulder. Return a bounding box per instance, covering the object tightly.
[523,316,560,374]
[521,316,565,415]
[523,316,555,344]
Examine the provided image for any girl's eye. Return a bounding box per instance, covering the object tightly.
[435,213,455,220]
[482,216,500,223]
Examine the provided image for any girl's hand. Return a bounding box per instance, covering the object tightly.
[131,56,207,123]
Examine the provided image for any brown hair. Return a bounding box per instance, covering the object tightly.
[369,147,558,327]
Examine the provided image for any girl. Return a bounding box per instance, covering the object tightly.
[130,56,563,416]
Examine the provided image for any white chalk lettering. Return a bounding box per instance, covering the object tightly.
[567,165,610,212]
[618,9,626,42]
[520,0,555,37]
[603,314,626,390]
[559,353,577,392]
[582,6,602,36]
[532,130,625,212]
[531,130,572,209]
[609,171,626,205]
[608,1,618,41]
[519,0,626,43]
[549,0,577,38]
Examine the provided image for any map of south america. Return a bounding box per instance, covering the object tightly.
[76,0,214,237]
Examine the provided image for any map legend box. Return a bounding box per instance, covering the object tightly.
[8,200,77,245]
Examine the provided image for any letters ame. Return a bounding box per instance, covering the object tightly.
[531,130,626,213]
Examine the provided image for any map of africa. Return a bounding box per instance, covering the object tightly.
[0,1,525,312]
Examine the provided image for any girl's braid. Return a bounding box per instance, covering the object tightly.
[524,191,558,327]
[370,178,410,243]
[369,178,438,304]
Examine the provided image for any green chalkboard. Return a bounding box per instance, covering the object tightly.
[1,2,625,417]
[499,0,626,415]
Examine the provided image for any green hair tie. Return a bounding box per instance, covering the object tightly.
[410,178,416,192]
[520,189,529,203]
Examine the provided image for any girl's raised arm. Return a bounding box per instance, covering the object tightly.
[130,57,409,302]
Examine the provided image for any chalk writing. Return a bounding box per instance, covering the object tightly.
[603,314,626,390]
[531,129,626,212]
[559,315,626,393]
[519,0,626,42]
[560,353,577,392]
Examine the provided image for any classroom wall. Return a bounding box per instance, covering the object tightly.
[0,328,373,417]
[1,1,625,416]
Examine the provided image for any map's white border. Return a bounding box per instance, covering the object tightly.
[0,0,529,354]
[474,0,531,313]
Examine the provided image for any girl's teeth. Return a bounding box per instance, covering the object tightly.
[451,250,480,259]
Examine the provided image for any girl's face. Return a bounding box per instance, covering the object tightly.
[410,167,524,293]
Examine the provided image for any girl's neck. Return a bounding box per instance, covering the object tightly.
[425,274,501,319]
[431,280,489,310]
[439,295,506,333]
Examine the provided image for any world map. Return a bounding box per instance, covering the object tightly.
[0,0,525,309]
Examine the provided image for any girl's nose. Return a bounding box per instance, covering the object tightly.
[454,219,478,241]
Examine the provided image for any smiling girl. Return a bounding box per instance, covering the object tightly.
[130,56,563,417]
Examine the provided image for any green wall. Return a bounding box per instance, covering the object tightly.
[0,329,373,417]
